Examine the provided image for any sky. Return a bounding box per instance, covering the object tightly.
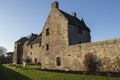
[0,0,120,52]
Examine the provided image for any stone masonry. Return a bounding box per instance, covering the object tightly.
[67,39,120,72]
[13,1,120,72]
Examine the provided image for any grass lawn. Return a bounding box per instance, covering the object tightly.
[0,64,120,80]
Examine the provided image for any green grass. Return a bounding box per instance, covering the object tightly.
[0,64,120,80]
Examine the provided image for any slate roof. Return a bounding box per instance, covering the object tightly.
[30,35,42,44]
[27,33,38,45]
[59,10,90,32]
[15,37,29,45]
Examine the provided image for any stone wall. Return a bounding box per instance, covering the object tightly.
[23,42,41,64]
[41,6,69,70]
[40,1,91,70]
[29,43,41,64]
[13,1,119,73]
[13,43,18,64]
[62,38,120,72]
[13,42,25,64]
[22,41,28,62]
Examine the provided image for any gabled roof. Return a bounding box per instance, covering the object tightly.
[15,37,29,44]
[59,10,90,32]
[30,35,42,44]
[27,33,38,45]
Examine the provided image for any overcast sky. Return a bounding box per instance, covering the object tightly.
[0,0,120,52]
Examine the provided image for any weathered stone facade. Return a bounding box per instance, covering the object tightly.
[26,36,42,64]
[66,39,120,72]
[13,37,28,64]
[40,1,90,70]
[13,1,120,72]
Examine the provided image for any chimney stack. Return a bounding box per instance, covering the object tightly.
[51,1,59,9]
[71,12,76,17]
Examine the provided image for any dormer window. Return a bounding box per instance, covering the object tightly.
[46,28,50,36]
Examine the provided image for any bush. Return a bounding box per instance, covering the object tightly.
[37,62,41,66]
[22,65,29,70]
[83,53,97,73]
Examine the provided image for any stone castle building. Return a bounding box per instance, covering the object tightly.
[13,1,120,72]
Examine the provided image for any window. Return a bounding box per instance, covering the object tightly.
[39,42,41,47]
[79,28,82,34]
[30,44,32,48]
[35,58,37,64]
[18,42,21,45]
[46,44,49,50]
[15,46,16,49]
[30,52,32,54]
[79,41,81,44]
[56,57,61,66]
[46,28,50,36]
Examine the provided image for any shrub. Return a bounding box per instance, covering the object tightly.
[26,57,32,65]
[22,65,29,70]
[83,53,97,73]
[37,62,41,66]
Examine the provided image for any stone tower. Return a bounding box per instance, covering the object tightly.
[13,37,28,64]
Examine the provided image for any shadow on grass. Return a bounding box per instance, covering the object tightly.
[0,64,32,80]
[41,69,120,78]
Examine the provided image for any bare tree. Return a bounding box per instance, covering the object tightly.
[0,46,7,56]
[0,46,7,63]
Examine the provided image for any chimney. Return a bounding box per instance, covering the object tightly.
[71,12,76,17]
[51,1,59,9]
[31,33,34,36]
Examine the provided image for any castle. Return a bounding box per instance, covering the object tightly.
[13,1,120,72]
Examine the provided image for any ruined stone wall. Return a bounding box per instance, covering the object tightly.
[63,38,120,72]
